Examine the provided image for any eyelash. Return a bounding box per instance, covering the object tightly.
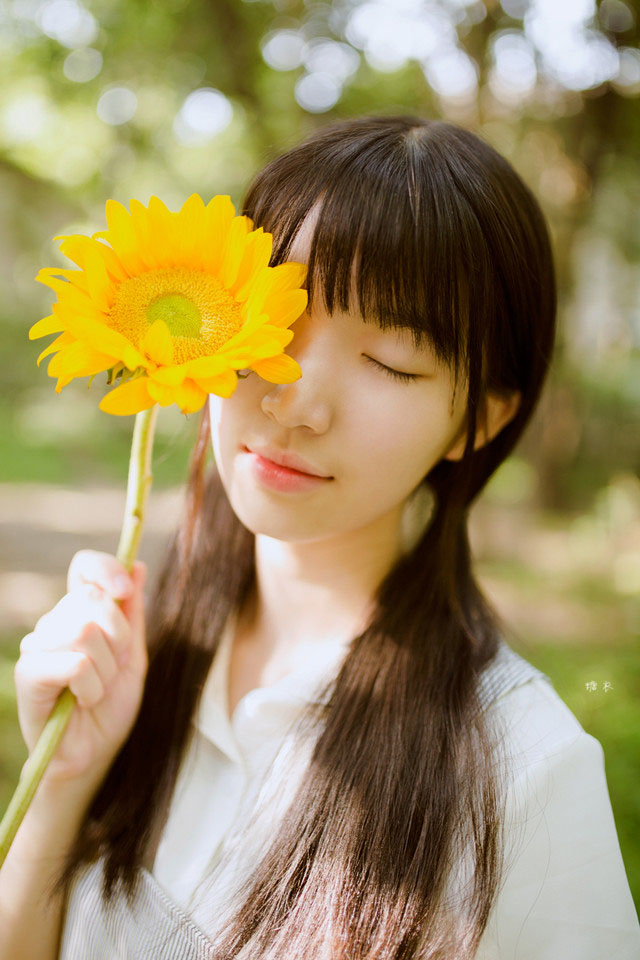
[364,355,419,383]
[239,360,418,383]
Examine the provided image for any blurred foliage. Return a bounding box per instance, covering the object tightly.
[0,0,638,508]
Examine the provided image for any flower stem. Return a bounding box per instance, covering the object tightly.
[0,405,158,869]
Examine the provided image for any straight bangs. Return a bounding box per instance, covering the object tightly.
[241,118,490,401]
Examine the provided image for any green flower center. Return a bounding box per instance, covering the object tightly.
[146,294,202,339]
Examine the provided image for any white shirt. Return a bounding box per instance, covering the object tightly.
[152,609,640,958]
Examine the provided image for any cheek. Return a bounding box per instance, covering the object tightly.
[208,394,238,481]
[208,383,261,476]
[346,391,459,495]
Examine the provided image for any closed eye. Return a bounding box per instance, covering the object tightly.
[363,355,420,383]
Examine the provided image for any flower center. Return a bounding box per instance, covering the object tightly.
[108,267,245,364]
[146,294,202,339]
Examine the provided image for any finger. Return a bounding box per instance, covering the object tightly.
[70,622,120,690]
[27,585,132,664]
[16,649,106,710]
[67,549,134,601]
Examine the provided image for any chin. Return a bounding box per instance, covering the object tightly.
[229,501,334,543]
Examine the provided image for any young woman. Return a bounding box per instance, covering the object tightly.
[4,116,639,959]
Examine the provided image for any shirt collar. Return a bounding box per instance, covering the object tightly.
[194,607,351,768]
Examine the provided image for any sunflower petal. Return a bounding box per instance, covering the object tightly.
[229,228,273,300]
[99,377,156,416]
[35,268,90,299]
[182,354,228,379]
[250,353,302,383]
[202,195,236,274]
[77,246,114,312]
[37,274,108,323]
[173,379,208,413]
[29,314,66,340]
[140,318,174,365]
[37,332,74,366]
[267,261,308,294]
[241,262,307,320]
[129,198,161,271]
[192,367,238,398]
[147,378,178,406]
[146,196,178,267]
[104,199,146,275]
[219,216,251,289]
[36,266,90,293]
[60,314,146,370]
[241,266,278,319]
[220,336,292,367]
[176,194,207,266]
[263,289,308,329]
[47,341,113,381]
[149,364,188,386]
[57,234,128,283]
[251,325,294,348]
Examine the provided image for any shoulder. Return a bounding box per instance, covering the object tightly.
[475,645,640,959]
[481,640,587,767]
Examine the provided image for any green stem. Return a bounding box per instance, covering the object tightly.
[0,405,158,869]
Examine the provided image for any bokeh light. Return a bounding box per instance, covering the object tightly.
[261,29,306,71]
[294,72,342,113]
[1,91,53,145]
[525,0,620,91]
[173,87,233,144]
[345,1,450,73]
[489,30,537,103]
[63,47,103,83]
[302,39,359,82]
[612,47,640,95]
[36,0,99,48]
[96,86,138,125]
[424,47,478,100]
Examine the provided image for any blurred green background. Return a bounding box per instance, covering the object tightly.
[0,0,638,914]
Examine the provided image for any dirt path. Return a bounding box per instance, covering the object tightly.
[0,483,183,637]
[1,482,635,647]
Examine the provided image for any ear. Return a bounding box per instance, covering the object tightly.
[444,390,521,462]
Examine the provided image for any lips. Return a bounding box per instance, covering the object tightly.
[243,445,332,478]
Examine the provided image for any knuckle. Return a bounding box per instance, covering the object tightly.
[67,549,91,579]
[33,609,51,633]
[70,651,92,680]
[68,549,107,590]
[13,656,25,683]
[76,620,105,648]
[19,631,36,655]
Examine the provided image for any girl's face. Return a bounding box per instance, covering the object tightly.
[209,216,469,547]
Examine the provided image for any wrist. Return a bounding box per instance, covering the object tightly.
[13,766,107,866]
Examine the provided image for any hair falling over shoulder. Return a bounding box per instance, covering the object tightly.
[52,115,557,959]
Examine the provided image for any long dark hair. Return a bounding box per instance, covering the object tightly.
[54,115,556,958]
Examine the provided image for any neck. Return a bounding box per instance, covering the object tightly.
[244,506,406,653]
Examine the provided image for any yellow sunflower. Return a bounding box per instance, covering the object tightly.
[29,194,307,415]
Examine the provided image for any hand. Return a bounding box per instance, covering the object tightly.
[14,550,148,786]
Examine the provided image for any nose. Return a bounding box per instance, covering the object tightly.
[260,310,333,434]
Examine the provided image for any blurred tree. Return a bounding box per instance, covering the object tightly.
[0,0,638,507]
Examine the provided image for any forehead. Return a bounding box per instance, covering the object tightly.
[285,202,321,264]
